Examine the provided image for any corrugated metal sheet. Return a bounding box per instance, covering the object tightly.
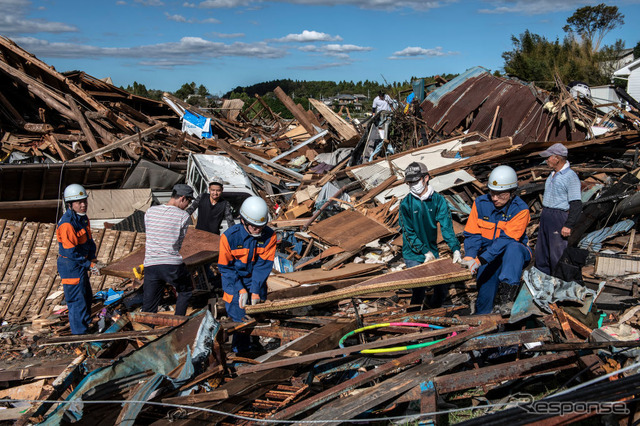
[420,69,587,145]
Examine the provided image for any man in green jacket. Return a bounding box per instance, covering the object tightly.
[400,162,462,310]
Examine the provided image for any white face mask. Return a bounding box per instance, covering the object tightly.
[410,180,425,196]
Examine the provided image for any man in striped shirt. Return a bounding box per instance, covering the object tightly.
[535,143,582,275]
[143,184,195,316]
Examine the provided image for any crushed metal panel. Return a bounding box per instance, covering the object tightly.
[40,309,220,425]
[308,209,394,252]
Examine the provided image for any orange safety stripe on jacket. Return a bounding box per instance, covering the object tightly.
[62,277,81,285]
[56,222,90,249]
[217,234,235,266]
[256,235,277,261]
[496,209,530,241]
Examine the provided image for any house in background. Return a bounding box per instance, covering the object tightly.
[614,57,640,102]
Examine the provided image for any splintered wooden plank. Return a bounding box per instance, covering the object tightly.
[300,353,468,424]
[308,98,359,142]
[270,263,384,286]
[247,258,471,314]
[308,209,395,252]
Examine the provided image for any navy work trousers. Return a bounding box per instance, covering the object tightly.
[63,272,92,335]
[475,241,531,315]
[143,263,193,316]
[535,208,569,275]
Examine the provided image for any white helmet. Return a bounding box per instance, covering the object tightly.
[487,165,518,191]
[64,184,88,202]
[240,196,269,226]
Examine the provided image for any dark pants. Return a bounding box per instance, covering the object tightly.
[405,258,449,309]
[63,272,93,335]
[143,263,192,316]
[535,208,568,275]
[475,241,531,315]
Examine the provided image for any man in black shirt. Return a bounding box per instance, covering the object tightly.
[187,181,235,235]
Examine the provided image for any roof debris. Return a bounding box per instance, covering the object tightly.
[1,38,640,425]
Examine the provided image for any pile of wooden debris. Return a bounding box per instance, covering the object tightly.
[1,38,640,425]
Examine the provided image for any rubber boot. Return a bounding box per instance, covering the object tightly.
[493,282,520,317]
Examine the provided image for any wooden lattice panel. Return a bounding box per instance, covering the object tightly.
[0,220,147,322]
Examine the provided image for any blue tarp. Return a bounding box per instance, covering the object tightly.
[182,110,212,139]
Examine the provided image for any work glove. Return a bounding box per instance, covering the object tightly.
[452,250,462,264]
[90,261,106,276]
[461,257,481,275]
[251,294,262,305]
[238,289,248,309]
[423,251,436,264]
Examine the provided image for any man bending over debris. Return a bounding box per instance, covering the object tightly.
[218,196,276,352]
[400,162,462,310]
[462,165,531,316]
[57,184,102,335]
[142,184,195,316]
[535,143,582,275]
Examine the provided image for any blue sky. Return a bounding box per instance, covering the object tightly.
[2,0,639,95]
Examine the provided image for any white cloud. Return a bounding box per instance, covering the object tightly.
[209,31,245,38]
[389,46,458,59]
[477,0,605,15]
[300,43,371,55]
[164,12,221,23]
[11,36,287,63]
[291,61,350,70]
[134,0,164,5]
[116,0,127,4]
[165,12,187,22]
[0,0,77,34]
[197,0,253,7]
[194,0,455,10]
[275,30,342,43]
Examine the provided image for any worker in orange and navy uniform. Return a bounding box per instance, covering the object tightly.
[56,184,103,334]
[218,196,276,352]
[461,166,531,316]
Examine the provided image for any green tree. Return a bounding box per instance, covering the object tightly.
[502,29,620,88]
[634,41,640,60]
[174,82,196,101]
[563,3,624,51]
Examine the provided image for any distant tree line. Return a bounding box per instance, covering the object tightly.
[122,4,637,115]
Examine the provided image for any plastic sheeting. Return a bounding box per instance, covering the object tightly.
[578,219,635,252]
[522,266,599,313]
[182,110,212,139]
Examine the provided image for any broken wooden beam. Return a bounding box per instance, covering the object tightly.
[68,122,165,163]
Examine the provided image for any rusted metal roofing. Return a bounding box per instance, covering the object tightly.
[420,67,587,146]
